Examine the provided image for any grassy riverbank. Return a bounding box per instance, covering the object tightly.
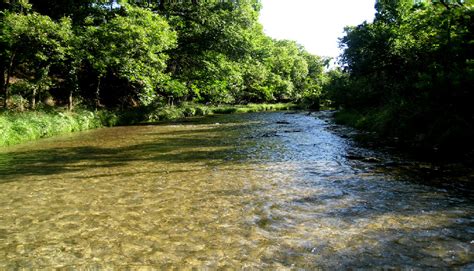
[121,103,298,124]
[0,110,119,147]
[334,109,474,156]
[0,103,297,147]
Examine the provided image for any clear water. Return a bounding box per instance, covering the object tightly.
[0,111,473,269]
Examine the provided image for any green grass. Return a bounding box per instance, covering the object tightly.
[333,108,394,133]
[333,110,366,128]
[0,109,118,147]
[209,103,296,114]
[0,103,298,147]
[140,103,298,122]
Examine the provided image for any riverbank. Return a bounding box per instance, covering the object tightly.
[333,109,474,160]
[0,103,297,147]
[0,110,119,147]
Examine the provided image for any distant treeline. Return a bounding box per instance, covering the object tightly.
[326,0,473,154]
[0,0,327,111]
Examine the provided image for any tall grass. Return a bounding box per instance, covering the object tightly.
[0,109,118,147]
[142,103,298,122]
[333,108,396,134]
[0,103,297,147]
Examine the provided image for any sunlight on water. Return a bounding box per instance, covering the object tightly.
[0,112,473,268]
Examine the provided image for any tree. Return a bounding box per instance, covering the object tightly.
[299,52,328,109]
[1,0,327,110]
[152,1,265,103]
[0,11,73,108]
[27,0,115,23]
[264,40,309,101]
[374,0,413,23]
[79,5,177,107]
[331,0,474,152]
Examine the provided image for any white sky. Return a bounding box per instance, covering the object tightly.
[259,0,376,59]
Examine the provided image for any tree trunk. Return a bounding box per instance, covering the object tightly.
[0,65,6,109]
[159,0,165,11]
[96,76,101,109]
[3,50,16,109]
[19,96,24,112]
[68,89,74,111]
[67,65,79,111]
[31,87,37,109]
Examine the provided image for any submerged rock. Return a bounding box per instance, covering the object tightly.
[362,157,381,163]
[345,153,381,163]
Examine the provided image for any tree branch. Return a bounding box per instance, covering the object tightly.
[439,0,451,10]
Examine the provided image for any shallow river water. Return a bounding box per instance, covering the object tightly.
[0,111,473,269]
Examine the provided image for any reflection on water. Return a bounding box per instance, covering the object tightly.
[0,112,473,269]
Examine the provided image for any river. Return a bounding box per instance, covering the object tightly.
[0,111,473,269]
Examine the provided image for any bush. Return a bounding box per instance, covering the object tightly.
[182,107,197,117]
[211,106,237,114]
[194,106,211,116]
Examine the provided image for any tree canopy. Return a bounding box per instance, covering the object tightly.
[327,0,473,152]
[0,0,326,110]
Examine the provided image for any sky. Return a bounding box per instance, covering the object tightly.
[259,0,376,60]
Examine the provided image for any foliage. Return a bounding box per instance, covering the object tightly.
[0,11,73,108]
[327,0,474,153]
[124,102,298,124]
[79,5,177,106]
[0,109,118,147]
[0,0,325,148]
[1,0,326,112]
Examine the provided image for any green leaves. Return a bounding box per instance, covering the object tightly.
[331,0,474,152]
[0,11,73,108]
[1,12,72,62]
[80,5,177,104]
[1,1,326,109]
